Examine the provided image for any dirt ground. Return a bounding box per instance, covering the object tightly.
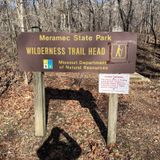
[0,71,160,160]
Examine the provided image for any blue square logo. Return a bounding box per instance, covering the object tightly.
[43,59,53,69]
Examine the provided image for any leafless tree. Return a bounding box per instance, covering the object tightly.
[0,0,160,84]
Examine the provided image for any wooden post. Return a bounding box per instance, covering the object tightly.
[32,27,46,136]
[107,94,118,145]
[34,72,46,136]
[107,0,123,145]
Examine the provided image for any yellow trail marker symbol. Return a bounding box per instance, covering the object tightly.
[116,45,123,57]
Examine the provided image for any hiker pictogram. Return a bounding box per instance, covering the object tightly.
[116,45,123,57]
[111,44,127,62]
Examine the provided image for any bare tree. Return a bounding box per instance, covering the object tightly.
[16,0,28,84]
[117,0,134,31]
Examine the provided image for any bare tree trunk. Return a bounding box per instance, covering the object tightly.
[33,0,41,29]
[144,0,157,47]
[65,0,71,32]
[3,0,16,58]
[140,12,143,33]
[16,0,28,85]
[78,0,83,31]
[60,13,66,31]
[107,1,112,31]
[112,0,122,32]
[88,0,96,31]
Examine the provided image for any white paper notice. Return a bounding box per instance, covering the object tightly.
[99,74,130,94]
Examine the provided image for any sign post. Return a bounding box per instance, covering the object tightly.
[99,73,130,144]
[34,72,46,136]
[107,26,124,145]
[108,93,118,144]
[32,27,46,136]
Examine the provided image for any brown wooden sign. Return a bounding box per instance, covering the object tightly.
[17,32,137,73]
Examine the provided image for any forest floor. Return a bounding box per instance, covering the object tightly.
[0,43,160,160]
